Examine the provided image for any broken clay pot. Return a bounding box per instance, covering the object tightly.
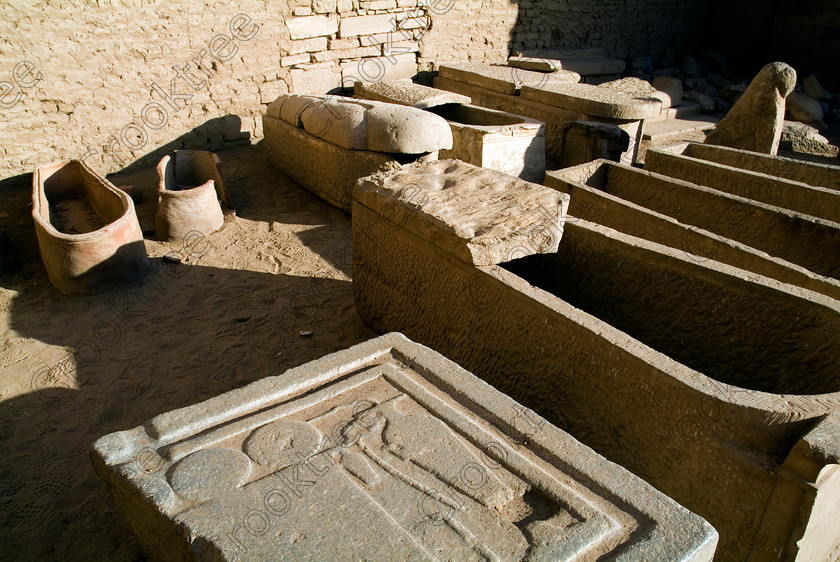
[32,159,149,295]
[156,150,230,241]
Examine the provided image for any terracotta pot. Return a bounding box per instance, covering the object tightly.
[155,151,229,241]
[32,160,149,294]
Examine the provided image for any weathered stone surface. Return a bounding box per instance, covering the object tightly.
[262,114,396,211]
[92,333,718,561]
[786,92,824,124]
[286,15,338,40]
[780,121,840,158]
[339,13,398,37]
[559,121,630,168]
[365,103,454,153]
[438,63,580,96]
[545,159,840,300]
[506,56,561,72]
[354,159,569,265]
[705,62,797,155]
[428,104,546,183]
[340,53,417,87]
[677,141,840,192]
[354,82,545,182]
[354,79,471,109]
[646,145,840,224]
[434,76,645,165]
[682,91,714,112]
[155,150,228,241]
[652,76,683,108]
[269,94,452,154]
[289,65,343,96]
[600,76,670,111]
[513,49,626,76]
[520,82,661,120]
[352,180,840,560]
[32,160,149,295]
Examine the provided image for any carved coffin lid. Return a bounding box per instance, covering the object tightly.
[93,333,717,560]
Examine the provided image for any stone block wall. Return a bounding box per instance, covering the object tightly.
[2,0,714,179]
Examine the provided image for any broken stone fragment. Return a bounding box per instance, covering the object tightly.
[786,92,824,125]
[652,76,683,108]
[704,61,796,154]
[803,74,830,101]
[780,121,840,158]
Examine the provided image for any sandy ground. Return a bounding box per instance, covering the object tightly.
[0,142,377,560]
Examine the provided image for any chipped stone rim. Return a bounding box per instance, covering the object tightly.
[32,159,139,244]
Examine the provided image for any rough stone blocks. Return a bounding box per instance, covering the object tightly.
[92,333,718,561]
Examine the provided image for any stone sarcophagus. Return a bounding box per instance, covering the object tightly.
[544,159,840,301]
[432,63,660,165]
[91,333,717,561]
[262,94,452,211]
[352,160,840,561]
[355,80,546,183]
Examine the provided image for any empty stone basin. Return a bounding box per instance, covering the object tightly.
[545,159,840,300]
[156,150,230,241]
[676,142,840,192]
[32,160,149,294]
[428,104,546,183]
[355,80,546,183]
[352,159,840,560]
[91,333,717,561]
[646,145,840,224]
[563,156,840,279]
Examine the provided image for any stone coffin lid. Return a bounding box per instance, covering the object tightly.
[438,63,580,96]
[266,93,453,153]
[92,332,718,561]
[354,159,569,266]
[520,82,661,120]
[512,49,627,76]
[354,79,471,109]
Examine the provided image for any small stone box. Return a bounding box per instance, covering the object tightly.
[92,333,718,561]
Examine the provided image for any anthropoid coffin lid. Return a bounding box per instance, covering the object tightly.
[437,63,580,96]
[354,79,472,109]
[520,82,661,120]
[92,333,718,561]
[354,159,571,266]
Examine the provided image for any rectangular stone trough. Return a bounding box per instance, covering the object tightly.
[544,160,840,300]
[433,64,660,165]
[557,155,840,279]
[671,142,840,192]
[352,159,840,561]
[646,145,840,224]
[91,333,718,561]
[355,80,547,183]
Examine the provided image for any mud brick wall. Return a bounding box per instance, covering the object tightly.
[3,0,711,179]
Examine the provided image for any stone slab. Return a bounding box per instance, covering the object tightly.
[354,79,471,109]
[646,146,840,224]
[340,53,417,87]
[437,63,580,96]
[506,56,561,72]
[544,160,840,301]
[643,117,718,143]
[262,114,395,211]
[286,15,338,40]
[352,184,840,560]
[680,142,840,192]
[520,82,661,120]
[354,159,569,266]
[92,333,719,561]
[512,49,626,76]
